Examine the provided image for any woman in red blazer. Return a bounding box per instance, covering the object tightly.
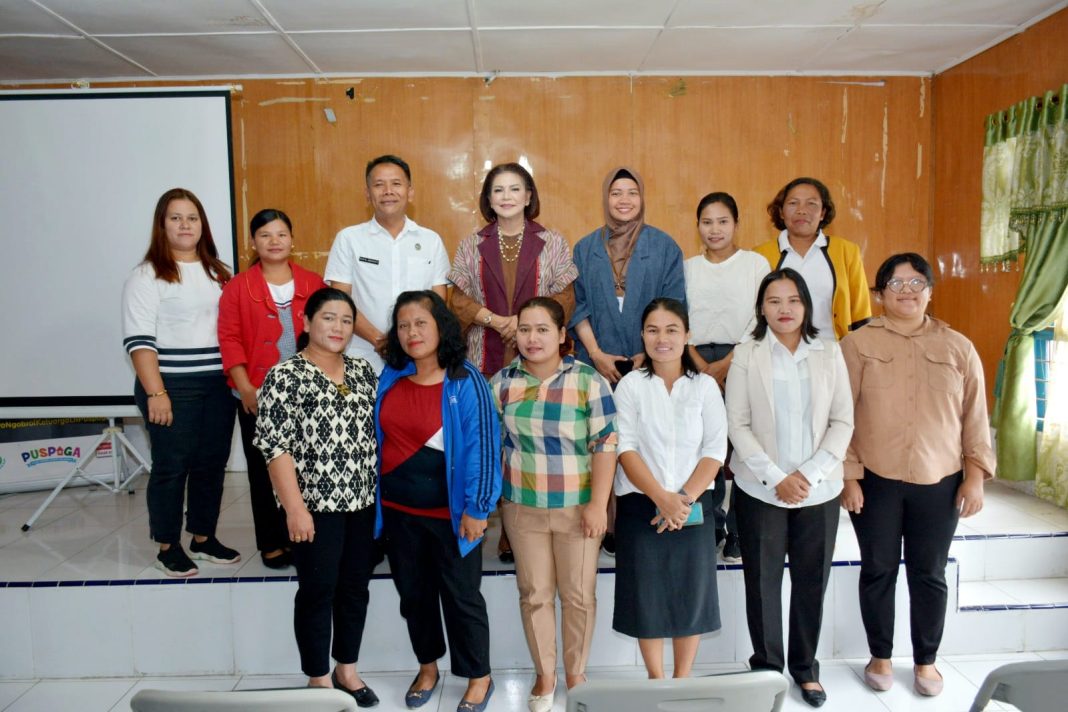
[218,208,326,568]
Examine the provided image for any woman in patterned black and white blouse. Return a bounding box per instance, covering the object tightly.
[254,287,381,708]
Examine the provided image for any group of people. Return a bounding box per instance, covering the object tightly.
[121,155,995,711]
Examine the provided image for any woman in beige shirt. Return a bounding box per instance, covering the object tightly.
[840,253,995,698]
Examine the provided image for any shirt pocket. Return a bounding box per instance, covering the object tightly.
[406,256,435,289]
[856,346,894,390]
[924,349,963,394]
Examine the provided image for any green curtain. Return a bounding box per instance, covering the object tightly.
[981,107,1022,266]
[993,85,1068,481]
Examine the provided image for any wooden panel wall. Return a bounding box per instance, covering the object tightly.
[229,75,933,278]
[931,8,1068,402]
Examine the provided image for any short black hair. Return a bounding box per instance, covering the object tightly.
[767,177,836,231]
[248,208,292,267]
[296,287,357,351]
[638,297,700,378]
[873,252,935,292]
[751,268,820,343]
[479,163,540,223]
[696,192,739,222]
[384,290,467,378]
[365,154,411,183]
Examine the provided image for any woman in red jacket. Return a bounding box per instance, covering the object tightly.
[218,208,326,568]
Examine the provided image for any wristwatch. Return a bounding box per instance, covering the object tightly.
[481,313,494,326]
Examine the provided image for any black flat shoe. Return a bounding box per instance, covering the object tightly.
[261,550,292,570]
[497,548,515,564]
[332,670,379,708]
[800,684,826,708]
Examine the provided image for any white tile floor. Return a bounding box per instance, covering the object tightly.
[1,653,1065,711]
[2,476,1067,710]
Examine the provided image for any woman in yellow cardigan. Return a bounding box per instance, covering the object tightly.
[753,177,871,341]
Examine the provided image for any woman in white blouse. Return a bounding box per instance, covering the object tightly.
[725,268,853,708]
[612,297,728,679]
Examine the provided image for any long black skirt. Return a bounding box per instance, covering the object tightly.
[612,490,721,638]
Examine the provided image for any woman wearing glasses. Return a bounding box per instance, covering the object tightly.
[840,253,995,697]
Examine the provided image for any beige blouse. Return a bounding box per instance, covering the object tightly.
[840,316,996,484]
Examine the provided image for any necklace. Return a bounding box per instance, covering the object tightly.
[334,381,351,397]
[498,222,524,263]
[601,227,638,293]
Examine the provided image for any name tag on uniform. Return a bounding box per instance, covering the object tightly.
[358,256,379,265]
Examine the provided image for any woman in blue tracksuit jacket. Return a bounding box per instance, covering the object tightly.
[374,289,502,711]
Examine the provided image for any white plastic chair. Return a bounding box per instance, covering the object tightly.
[130,687,358,711]
[566,670,790,711]
[969,659,1068,712]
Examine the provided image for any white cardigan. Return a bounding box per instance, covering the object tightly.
[725,336,854,497]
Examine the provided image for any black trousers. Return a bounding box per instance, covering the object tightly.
[849,469,961,665]
[236,406,288,553]
[383,508,491,678]
[735,487,839,684]
[134,375,235,544]
[710,465,738,536]
[292,507,376,678]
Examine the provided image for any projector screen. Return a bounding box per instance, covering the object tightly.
[0,89,236,415]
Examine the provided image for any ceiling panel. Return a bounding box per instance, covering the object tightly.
[105,34,312,76]
[670,0,860,27]
[263,0,470,31]
[30,0,271,34]
[0,37,148,80]
[0,0,79,34]
[297,30,476,73]
[644,27,844,73]
[473,0,675,27]
[861,0,1059,26]
[808,24,1009,73]
[480,29,661,73]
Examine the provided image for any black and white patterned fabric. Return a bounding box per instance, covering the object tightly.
[255,354,378,512]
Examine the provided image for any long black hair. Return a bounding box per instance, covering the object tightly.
[751,268,820,343]
[384,290,468,378]
[296,287,357,351]
[638,297,700,378]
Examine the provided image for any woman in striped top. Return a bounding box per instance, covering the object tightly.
[121,188,239,577]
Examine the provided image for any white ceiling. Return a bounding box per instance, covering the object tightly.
[1,0,1065,83]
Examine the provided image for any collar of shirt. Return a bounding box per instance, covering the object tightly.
[512,355,575,382]
[369,215,417,239]
[777,229,828,255]
[766,330,822,363]
[867,314,946,338]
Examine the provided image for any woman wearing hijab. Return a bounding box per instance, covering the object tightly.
[571,167,687,385]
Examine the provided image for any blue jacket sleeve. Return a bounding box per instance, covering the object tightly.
[569,231,595,329]
[663,237,687,307]
[458,366,502,520]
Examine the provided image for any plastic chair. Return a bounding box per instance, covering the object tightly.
[969,659,1068,712]
[566,669,790,711]
[130,687,358,711]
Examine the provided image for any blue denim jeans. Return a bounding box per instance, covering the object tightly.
[135,374,236,544]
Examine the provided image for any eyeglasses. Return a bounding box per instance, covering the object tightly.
[886,277,929,293]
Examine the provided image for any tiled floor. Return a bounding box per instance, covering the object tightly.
[1,653,1066,711]
[2,476,1067,710]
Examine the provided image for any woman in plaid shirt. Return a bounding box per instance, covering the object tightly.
[490,296,618,712]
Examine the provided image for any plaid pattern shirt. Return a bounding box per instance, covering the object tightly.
[490,356,617,508]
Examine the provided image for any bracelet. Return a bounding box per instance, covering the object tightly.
[147,389,168,398]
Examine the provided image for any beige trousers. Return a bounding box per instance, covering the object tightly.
[501,500,603,676]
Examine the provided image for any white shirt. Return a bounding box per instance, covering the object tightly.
[685,250,770,346]
[613,369,728,497]
[733,333,843,508]
[776,230,836,341]
[267,279,295,309]
[324,216,450,372]
[121,261,225,376]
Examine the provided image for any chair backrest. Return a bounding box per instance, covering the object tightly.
[969,659,1068,712]
[566,670,790,712]
[130,687,358,712]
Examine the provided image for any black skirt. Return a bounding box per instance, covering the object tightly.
[612,490,721,638]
